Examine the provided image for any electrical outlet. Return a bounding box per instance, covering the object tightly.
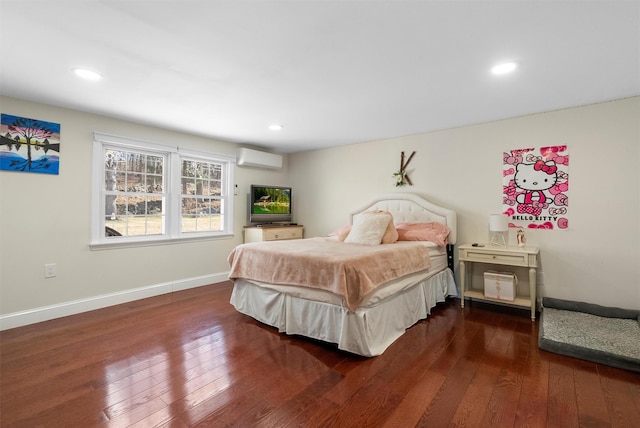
[44,263,57,278]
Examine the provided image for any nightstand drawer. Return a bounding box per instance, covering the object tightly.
[263,227,303,241]
[460,249,529,266]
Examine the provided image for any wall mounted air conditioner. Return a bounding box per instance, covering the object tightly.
[236,147,283,169]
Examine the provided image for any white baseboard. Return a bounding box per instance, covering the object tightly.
[0,272,229,331]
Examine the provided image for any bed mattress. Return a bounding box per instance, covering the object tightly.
[238,242,448,309]
[229,246,456,356]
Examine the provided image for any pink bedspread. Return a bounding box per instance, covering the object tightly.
[227,237,431,312]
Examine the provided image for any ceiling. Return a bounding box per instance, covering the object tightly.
[1,1,638,154]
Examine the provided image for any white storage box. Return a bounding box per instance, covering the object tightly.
[484,271,517,301]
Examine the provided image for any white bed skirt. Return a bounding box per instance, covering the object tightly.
[229,269,457,357]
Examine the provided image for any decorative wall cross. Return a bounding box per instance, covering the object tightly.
[394,151,415,186]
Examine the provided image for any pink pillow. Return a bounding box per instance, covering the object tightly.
[395,222,450,246]
[329,225,351,241]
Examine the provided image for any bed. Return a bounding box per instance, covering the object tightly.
[228,193,458,356]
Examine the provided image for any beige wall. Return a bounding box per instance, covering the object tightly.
[1,96,638,328]
[290,97,640,310]
[0,96,290,326]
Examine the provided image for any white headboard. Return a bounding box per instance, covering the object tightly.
[349,193,457,245]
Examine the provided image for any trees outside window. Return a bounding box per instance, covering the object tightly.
[92,133,234,247]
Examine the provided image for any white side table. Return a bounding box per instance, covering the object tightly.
[459,244,539,321]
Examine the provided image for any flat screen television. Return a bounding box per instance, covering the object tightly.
[248,184,292,225]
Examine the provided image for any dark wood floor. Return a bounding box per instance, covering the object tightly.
[1,282,639,427]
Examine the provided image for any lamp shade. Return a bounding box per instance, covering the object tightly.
[489,214,509,232]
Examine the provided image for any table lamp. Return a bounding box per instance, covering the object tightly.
[489,214,509,247]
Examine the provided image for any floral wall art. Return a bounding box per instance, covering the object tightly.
[1,113,60,175]
[503,146,569,229]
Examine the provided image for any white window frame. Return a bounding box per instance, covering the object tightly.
[91,132,235,249]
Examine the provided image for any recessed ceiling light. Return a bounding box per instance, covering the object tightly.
[73,68,102,81]
[268,124,283,131]
[491,62,517,75]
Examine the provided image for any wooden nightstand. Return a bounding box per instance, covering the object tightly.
[243,225,304,243]
[458,244,539,321]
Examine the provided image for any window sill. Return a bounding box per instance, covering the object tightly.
[90,233,234,251]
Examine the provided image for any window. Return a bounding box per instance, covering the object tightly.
[180,158,223,233]
[103,148,166,237]
[92,133,234,248]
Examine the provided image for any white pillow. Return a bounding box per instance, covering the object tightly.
[344,212,392,245]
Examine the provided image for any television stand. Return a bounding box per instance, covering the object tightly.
[244,224,304,243]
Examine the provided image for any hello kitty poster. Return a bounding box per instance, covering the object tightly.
[503,146,569,229]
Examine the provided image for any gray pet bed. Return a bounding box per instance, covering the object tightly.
[539,297,640,373]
